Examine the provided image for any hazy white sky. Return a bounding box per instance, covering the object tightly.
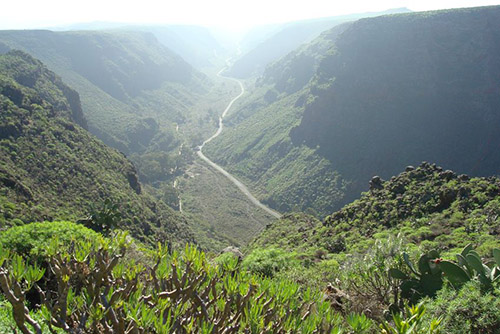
[1,0,500,30]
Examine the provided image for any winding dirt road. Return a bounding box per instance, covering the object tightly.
[196,70,281,219]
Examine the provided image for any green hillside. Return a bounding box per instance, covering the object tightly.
[250,162,500,256]
[244,163,500,326]
[0,50,192,245]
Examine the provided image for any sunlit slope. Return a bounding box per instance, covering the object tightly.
[0,50,193,245]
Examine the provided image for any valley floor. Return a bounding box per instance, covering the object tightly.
[172,71,277,251]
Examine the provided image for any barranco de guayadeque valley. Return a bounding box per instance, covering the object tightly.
[1,3,500,333]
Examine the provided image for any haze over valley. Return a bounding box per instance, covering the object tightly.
[2,2,500,332]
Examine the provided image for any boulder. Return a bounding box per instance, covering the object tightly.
[369,175,383,190]
[458,174,470,181]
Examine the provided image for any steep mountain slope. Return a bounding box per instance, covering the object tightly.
[0,50,192,245]
[227,8,410,78]
[0,30,210,154]
[206,5,500,217]
[292,6,500,188]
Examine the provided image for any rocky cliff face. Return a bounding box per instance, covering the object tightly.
[1,50,88,129]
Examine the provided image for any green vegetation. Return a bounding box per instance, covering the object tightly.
[241,247,298,278]
[245,164,500,327]
[204,24,357,217]
[251,163,500,258]
[0,228,377,334]
[178,160,275,251]
[381,302,442,334]
[0,221,98,261]
[204,85,346,218]
[0,29,274,250]
[324,163,500,255]
[0,50,192,245]
[0,30,221,222]
[2,6,500,333]
[0,30,210,155]
[424,281,500,333]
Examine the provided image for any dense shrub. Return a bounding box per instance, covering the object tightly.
[241,247,298,277]
[0,221,98,261]
[425,281,500,333]
[0,237,357,334]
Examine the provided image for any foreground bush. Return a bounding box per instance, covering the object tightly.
[424,281,500,333]
[0,233,359,333]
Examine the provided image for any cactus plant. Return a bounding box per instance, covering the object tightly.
[440,243,500,291]
[389,250,443,306]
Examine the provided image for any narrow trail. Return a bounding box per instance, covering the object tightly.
[196,69,282,219]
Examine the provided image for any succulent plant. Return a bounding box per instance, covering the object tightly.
[440,243,500,291]
[389,250,443,306]
[380,302,442,334]
[0,234,349,334]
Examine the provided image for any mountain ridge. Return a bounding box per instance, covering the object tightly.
[0,29,211,155]
[227,8,412,79]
